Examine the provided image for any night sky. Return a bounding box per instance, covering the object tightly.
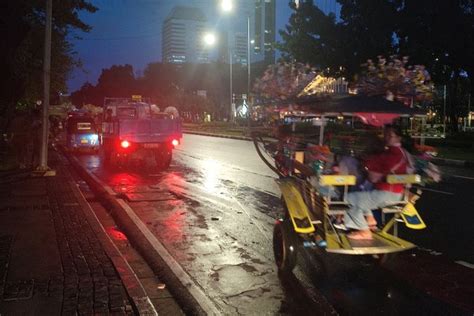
[67,0,338,93]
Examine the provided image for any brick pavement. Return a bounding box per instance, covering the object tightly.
[0,152,136,315]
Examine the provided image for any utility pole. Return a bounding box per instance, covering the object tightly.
[36,0,55,176]
[229,46,233,122]
[469,93,472,128]
[246,14,251,132]
[443,85,447,137]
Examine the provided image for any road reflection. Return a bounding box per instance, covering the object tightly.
[201,158,221,194]
[72,144,474,315]
[109,172,141,193]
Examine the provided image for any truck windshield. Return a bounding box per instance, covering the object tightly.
[117,107,137,119]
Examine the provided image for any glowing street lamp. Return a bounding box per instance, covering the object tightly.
[203,32,216,46]
[220,0,233,12]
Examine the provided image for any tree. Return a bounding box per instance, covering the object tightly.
[71,82,102,107]
[278,1,342,73]
[96,64,136,98]
[354,56,434,105]
[396,0,474,131]
[278,0,398,77]
[336,0,399,75]
[0,0,97,130]
[253,62,319,101]
[278,0,473,131]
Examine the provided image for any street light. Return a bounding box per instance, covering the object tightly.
[203,32,216,46]
[220,0,233,12]
[219,0,252,124]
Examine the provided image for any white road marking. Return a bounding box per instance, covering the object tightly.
[451,174,474,181]
[418,187,454,195]
[455,261,474,269]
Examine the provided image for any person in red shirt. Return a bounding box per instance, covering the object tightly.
[344,125,411,240]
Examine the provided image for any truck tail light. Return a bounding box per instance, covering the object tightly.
[120,140,130,148]
[171,139,179,147]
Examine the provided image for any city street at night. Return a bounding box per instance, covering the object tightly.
[2,1,474,315]
[68,134,474,315]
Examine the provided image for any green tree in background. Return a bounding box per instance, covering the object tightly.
[396,0,474,131]
[278,0,474,131]
[96,64,136,98]
[278,1,342,74]
[0,0,97,130]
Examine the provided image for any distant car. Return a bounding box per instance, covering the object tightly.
[65,113,99,153]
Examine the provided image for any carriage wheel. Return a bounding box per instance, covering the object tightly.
[273,218,297,273]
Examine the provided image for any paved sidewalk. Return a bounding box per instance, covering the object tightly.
[0,151,151,315]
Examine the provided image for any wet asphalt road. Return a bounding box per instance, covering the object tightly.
[75,134,474,315]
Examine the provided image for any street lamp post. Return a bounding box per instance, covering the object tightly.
[443,84,447,136]
[220,0,252,126]
[246,14,251,131]
[35,0,55,176]
[467,93,471,128]
[229,48,234,122]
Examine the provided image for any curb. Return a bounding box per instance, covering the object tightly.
[64,151,218,316]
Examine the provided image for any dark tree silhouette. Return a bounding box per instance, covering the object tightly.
[0,0,97,130]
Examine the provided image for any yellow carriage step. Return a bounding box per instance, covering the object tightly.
[386,174,421,184]
[401,202,426,229]
[325,231,416,255]
[319,175,356,186]
[276,179,315,234]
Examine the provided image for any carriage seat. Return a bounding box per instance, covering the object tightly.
[319,175,356,215]
[381,174,421,214]
[319,174,421,216]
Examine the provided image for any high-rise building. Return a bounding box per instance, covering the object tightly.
[254,0,276,64]
[233,32,249,65]
[162,6,208,64]
[217,0,276,66]
[217,30,249,65]
[293,0,338,15]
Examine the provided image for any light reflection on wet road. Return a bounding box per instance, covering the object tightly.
[74,134,474,315]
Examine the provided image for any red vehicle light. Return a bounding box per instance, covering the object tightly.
[120,140,130,148]
[171,139,179,147]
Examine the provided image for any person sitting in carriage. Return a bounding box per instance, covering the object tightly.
[343,124,414,240]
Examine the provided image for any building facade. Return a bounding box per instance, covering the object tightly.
[217,0,276,66]
[162,6,208,64]
[254,0,276,65]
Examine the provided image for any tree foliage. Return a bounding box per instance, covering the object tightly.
[278,1,342,73]
[278,0,474,130]
[0,0,97,123]
[253,62,319,101]
[355,56,434,104]
[70,62,237,118]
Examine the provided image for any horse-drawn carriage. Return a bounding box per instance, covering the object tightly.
[252,94,439,273]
